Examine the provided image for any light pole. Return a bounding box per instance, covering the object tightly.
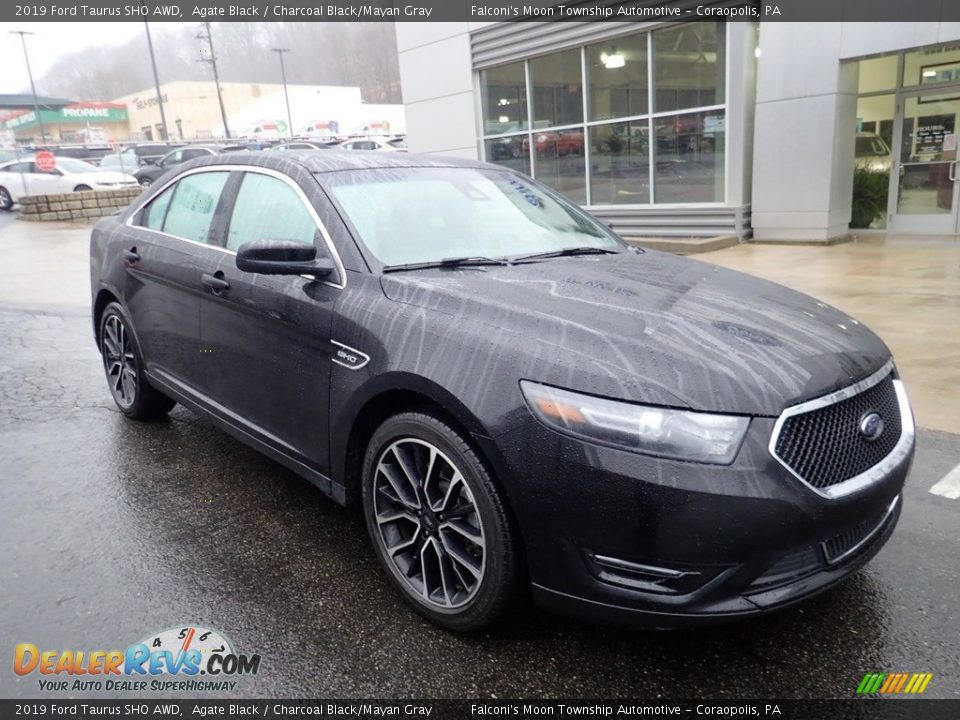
[10,30,46,144]
[144,22,169,141]
[271,48,294,138]
[196,22,231,138]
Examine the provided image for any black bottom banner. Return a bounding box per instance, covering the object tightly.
[2,700,960,720]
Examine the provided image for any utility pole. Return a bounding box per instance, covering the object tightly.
[144,22,169,141]
[271,48,293,138]
[196,22,230,138]
[10,30,46,144]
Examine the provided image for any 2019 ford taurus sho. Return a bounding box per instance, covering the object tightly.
[90,151,915,631]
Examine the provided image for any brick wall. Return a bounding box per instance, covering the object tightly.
[18,188,142,222]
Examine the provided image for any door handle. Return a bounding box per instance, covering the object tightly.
[123,248,140,262]
[950,161,959,182]
[201,272,230,293]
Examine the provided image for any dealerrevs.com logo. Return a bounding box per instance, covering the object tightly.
[14,626,261,692]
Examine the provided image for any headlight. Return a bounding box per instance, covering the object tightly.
[520,381,750,464]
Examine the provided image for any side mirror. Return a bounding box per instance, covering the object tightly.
[236,240,333,278]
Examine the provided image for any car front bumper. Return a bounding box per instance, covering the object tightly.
[484,411,914,628]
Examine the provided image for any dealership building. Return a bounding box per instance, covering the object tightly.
[396,20,960,243]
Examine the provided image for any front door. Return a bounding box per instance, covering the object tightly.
[196,168,341,472]
[888,90,960,233]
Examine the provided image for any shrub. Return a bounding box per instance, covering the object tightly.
[850,168,889,229]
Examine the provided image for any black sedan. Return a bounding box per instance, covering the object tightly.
[89,151,915,631]
[132,144,247,187]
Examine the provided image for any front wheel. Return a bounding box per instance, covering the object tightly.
[362,411,522,631]
[99,302,176,419]
[74,184,92,192]
[0,186,13,211]
[138,177,152,188]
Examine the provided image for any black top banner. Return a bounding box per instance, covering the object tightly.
[5,0,960,23]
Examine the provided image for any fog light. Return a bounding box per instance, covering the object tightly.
[586,552,723,595]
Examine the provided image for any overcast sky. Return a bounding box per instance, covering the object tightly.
[0,22,144,95]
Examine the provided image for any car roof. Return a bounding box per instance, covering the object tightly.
[186,149,490,175]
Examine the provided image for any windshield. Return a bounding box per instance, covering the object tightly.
[324,167,621,267]
[855,135,889,158]
[56,158,99,173]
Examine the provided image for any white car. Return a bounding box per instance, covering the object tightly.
[0,156,139,210]
[335,137,406,152]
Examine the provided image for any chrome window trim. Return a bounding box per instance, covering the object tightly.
[768,359,915,500]
[124,164,347,289]
[821,495,900,565]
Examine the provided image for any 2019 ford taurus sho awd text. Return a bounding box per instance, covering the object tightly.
[90,152,915,631]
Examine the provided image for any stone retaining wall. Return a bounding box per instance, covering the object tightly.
[18,188,142,222]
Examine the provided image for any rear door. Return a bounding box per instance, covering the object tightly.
[195,168,342,471]
[123,169,232,392]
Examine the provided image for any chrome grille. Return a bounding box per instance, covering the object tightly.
[769,361,912,498]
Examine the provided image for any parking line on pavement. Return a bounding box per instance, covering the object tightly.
[929,462,960,499]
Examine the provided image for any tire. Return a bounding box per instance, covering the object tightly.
[362,411,521,631]
[0,186,12,211]
[138,177,152,188]
[98,302,176,419]
[74,184,92,192]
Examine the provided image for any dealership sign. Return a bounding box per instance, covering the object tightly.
[1,102,128,130]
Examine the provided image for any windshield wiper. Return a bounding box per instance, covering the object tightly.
[382,256,510,273]
[511,246,623,263]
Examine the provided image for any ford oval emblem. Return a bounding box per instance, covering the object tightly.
[859,412,884,441]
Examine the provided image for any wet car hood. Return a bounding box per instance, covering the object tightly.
[379,250,892,416]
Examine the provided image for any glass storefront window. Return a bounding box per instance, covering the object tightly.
[653,23,725,113]
[654,110,725,203]
[479,22,727,206]
[484,137,530,176]
[530,48,583,128]
[587,34,648,121]
[857,55,898,94]
[480,61,528,136]
[903,45,960,88]
[531,129,586,204]
[589,122,650,205]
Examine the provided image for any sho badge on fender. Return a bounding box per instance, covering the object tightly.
[331,340,370,370]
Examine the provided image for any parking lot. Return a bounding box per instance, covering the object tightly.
[1,217,958,700]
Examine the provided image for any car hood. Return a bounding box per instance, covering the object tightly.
[379,250,892,416]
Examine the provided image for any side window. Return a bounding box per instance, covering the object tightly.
[181,148,209,161]
[162,171,230,244]
[142,185,175,230]
[160,150,182,167]
[226,173,320,252]
[6,162,33,173]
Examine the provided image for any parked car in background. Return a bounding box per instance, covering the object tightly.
[0,156,137,210]
[121,143,185,168]
[336,137,406,152]
[26,145,114,166]
[268,141,331,152]
[90,152,914,631]
[133,144,248,187]
[855,132,893,173]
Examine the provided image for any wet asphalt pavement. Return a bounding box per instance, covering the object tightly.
[0,216,958,700]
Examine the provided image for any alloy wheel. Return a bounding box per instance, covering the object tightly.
[373,438,486,609]
[0,187,11,210]
[102,314,138,409]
